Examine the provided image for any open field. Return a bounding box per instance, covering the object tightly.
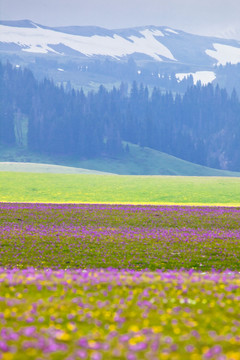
[1,203,240,359]
[1,203,240,271]
[0,172,240,205]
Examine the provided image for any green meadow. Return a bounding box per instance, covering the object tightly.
[0,172,240,205]
[1,143,240,176]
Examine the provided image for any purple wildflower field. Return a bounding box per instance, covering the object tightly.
[0,203,240,359]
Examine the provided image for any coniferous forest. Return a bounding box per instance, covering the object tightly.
[0,61,240,171]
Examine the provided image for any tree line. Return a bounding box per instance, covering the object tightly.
[0,62,239,171]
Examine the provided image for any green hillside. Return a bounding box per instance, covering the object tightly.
[0,143,240,176]
[0,162,114,175]
[77,143,240,177]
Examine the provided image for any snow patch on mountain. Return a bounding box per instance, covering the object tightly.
[176,71,216,85]
[148,29,165,37]
[128,30,176,61]
[165,28,178,35]
[205,43,240,65]
[23,44,56,54]
[0,24,176,61]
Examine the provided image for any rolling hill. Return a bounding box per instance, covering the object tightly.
[0,162,114,175]
[1,143,240,176]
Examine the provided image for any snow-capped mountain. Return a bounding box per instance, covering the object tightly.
[1,20,240,65]
[1,20,240,92]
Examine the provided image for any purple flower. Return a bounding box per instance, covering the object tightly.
[129,342,148,351]
[0,341,9,352]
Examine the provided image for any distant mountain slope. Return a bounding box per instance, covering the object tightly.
[1,20,240,93]
[1,143,240,176]
[1,20,240,65]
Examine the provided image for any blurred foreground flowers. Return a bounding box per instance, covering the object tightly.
[0,268,240,359]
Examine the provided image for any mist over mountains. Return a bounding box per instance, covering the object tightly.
[1,20,240,94]
[1,19,240,64]
[0,20,240,174]
[1,62,240,172]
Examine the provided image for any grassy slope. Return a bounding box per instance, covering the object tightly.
[1,142,240,176]
[0,172,240,205]
[0,162,115,175]
[78,143,240,176]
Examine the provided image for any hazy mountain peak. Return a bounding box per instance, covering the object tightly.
[0,20,240,67]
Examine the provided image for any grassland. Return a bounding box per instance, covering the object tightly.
[1,268,240,360]
[1,203,240,271]
[1,203,240,359]
[71,143,240,176]
[1,142,240,359]
[1,142,240,176]
[0,162,114,175]
[0,172,240,205]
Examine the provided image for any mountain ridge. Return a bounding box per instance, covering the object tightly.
[1,20,240,94]
[1,20,240,65]
[1,20,240,42]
